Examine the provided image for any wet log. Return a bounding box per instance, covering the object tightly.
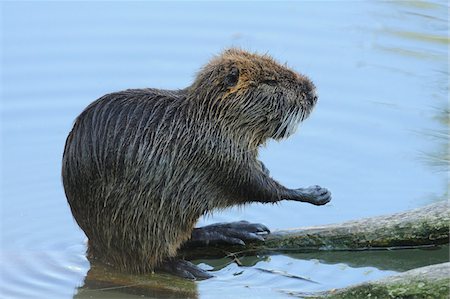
[180,201,449,260]
[262,201,449,251]
[301,262,450,299]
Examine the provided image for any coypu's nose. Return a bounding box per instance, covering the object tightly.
[292,72,317,107]
[307,89,318,106]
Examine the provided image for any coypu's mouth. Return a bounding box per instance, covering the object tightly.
[272,85,317,140]
[272,109,304,140]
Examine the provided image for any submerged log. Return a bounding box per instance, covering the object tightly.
[301,262,450,299]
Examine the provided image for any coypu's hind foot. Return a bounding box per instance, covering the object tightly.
[157,259,213,280]
[184,221,270,248]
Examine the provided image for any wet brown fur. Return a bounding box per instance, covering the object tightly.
[62,49,318,273]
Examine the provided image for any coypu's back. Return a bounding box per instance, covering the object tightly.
[62,88,200,271]
[63,88,187,195]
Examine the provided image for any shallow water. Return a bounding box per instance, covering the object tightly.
[1,1,448,299]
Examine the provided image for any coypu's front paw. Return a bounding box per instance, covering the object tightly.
[297,185,332,205]
[158,259,213,280]
[185,221,270,248]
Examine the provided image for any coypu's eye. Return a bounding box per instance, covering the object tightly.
[262,79,278,86]
[224,67,239,87]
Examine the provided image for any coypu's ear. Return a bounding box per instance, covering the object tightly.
[224,66,239,87]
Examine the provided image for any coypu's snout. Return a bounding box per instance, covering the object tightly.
[295,75,318,114]
[271,73,318,140]
[306,86,318,108]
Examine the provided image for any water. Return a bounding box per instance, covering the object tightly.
[1,1,448,298]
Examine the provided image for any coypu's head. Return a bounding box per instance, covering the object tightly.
[189,48,318,146]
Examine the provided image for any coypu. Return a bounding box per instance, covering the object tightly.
[62,48,331,279]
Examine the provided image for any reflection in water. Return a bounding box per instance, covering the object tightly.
[72,246,450,298]
[421,106,449,170]
[391,0,450,202]
[286,245,449,272]
[420,105,449,201]
[74,262,198,299]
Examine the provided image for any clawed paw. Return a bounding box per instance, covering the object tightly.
[302,185,332,206]
[186,221,270,248]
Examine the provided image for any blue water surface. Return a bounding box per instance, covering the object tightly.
[1,1,448,298]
